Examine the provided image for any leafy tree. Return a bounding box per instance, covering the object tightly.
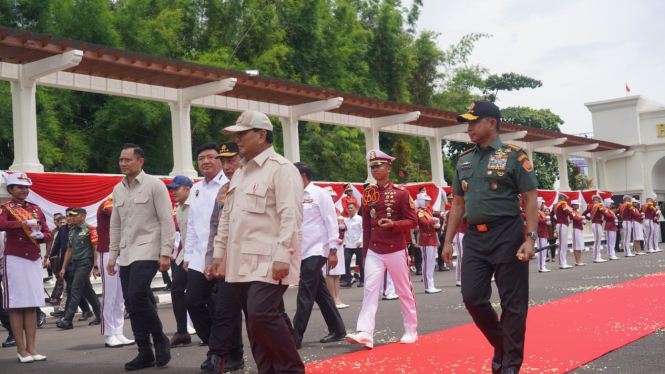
[567,161,582,190]
[390,138,430,184]
[482,73,542,103]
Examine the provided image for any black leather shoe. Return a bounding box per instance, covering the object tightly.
[2,333,15,348]
[57,319,74,330]
[124,312,131,320]
[200,355,211,371]
[152,332,171,367]
[200,354,224,374]
[492,349,503,374]
[223,357,245,372]
[78,311,94,322]
[320,332,346,343]
[502,368,518,374]
[357,282,364,287]
[294,339,302,350]
[37,311,46,327]
[439,266,449,271]
[125,339,155,371]
[340,282,353,288]
[88,317,101,326]
[415,270,422,275]
[50,311,64,318]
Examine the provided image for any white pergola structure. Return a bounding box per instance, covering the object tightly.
[0,27,629,186]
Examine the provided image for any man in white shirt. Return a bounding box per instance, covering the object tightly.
[184,143,229,345]
[292,162,347,349]
[342,202,363,287]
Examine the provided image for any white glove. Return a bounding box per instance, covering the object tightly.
[585,214,590,220]
[547,221,552,226]
[614,219,618,224]
[582,219,587,225]
[25,219,37,227]
[435,222,441,229]
[338,224,346,230]
[30,231,44,240]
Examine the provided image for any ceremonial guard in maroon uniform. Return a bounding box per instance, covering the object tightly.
[341,184,359,218]
[0,173,52,363]
[617,195,635,257]
[536,197,551,272]
[582,194,607,263]
[570,200,586,266]
[630,199,645,255]
[550,193,574,269]
[97,196,134,347]
[454,217,467,286]
[642,195,659,253]
[415,188,441,293]
[602,199,620,260]
[346,150,418,349]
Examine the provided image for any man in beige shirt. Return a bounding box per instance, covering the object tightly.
[107,143,175,371]
[212,111,304,374]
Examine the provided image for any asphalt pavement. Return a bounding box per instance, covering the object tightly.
[1,247,664,373]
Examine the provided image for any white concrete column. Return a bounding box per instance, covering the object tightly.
[586,157,598,189]
[427,136,447,187]
[9,50,83,172]
[597,160,607,190]
[168,103,197,178]
[280,117,300,163]
[9,80,42,172]
[557,153,571,191]
[362,127,381,183]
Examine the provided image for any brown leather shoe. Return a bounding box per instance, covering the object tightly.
[170,332,191,347]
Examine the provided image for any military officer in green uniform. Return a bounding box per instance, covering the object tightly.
[442,100,539,374]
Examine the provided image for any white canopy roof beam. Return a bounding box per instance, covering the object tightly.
[180,78,236,106]
[604,150,634,161]
[372,111,420,129]
[500,131,527,141]
[291,97,343,119]
[592,149,626,159]
[529,138,567,150]
[437,124,468,137]
[22,49,83,87]
[563,143,599,155]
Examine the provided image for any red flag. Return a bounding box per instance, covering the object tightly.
[626,83,630,93]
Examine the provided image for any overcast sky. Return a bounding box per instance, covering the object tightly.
[405,0,665,135]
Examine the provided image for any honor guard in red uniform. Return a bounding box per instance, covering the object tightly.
[341,184,359,218]
[642,195,659,253]
[570,200,586,266]
[630,199,645,255]
[346,150,418,349]
[617,195,635,257]
[550,193,574,269]
[97,196,134,347]
[582,194,607,263]
[415,188,440,293]
[536,197,551,272]
[0,173,52,362]
[454,216,467,286]
[602,199,620,260]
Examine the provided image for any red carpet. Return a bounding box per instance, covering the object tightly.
[306,272,665,373]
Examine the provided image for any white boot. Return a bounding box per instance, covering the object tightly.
[115,334,135,345]
[400,331,418,344]
[105,335,124,348]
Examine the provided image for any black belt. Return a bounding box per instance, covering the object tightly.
[467,215,519,232]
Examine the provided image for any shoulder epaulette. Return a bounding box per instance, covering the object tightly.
[459,148,474,157]
[393,185,405,191]
[506,144,522,152]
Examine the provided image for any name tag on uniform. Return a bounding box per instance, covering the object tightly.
[303,198,314,204]
[460,162,472,170]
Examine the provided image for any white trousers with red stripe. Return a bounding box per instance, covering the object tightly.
[605,230,617,257]
[645,220,659,251]
[454,233,464,283]
[99,252,125,336]
[421,245,438,289]
[623,221,633,255]
[591,223,603,259]
[557,224,569,266]
[537,237,548,270]
[357,249,418,335]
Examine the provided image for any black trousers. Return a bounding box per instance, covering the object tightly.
[461,216,529,371]
[64,258,100,321]
[120,260,163,341]
[343,247,363,282]
[185,269,215,343]
[0,281,10,329]
[208,278,244,360]
[161,271,172,287]
[410,245,423,272]
[292,256,346,342]
[616,223,623,251]
[235,282,304,374]
[63,268,91,316]
[170,259,188,334]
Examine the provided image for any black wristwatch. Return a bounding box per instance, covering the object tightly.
[93,265,99,270]
[526,232,538,240]
[329,248,337,253]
